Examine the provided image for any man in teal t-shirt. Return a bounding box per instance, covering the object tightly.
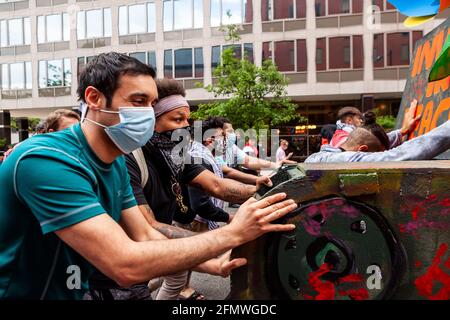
[0,52,297,300]
[0,123,136,299]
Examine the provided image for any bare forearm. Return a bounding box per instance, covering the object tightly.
[245,155,277,170]
[153,221,197,239]
[139,204,198,239]
[224,167,258,185]
[126,225,238,283]
[222,181,256,203]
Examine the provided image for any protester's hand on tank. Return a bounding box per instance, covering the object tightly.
[213,250,247,277]
[227,193,297,244]
[256,175,273,190]
[401,99,422,136]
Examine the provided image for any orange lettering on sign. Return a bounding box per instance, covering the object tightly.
[426,77,450,98]
[411,30,445,77]
[409,104,424,139]
[418,101,435,136]
[431,97,450,130]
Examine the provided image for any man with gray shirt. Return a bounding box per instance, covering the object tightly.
[305,120,449,163]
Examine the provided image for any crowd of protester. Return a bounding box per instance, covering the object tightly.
[0,52,448,300]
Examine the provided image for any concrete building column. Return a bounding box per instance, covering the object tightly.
[203,0,212,86]
[29,0,39,100]
[252,0,262,67]
[155,0,165,78]
[363,0,375,85]
[306,0,317,85]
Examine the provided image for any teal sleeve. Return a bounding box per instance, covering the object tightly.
[121,170,137,211]
[15,154,106,235]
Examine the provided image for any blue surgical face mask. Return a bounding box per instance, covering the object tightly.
[226,132,237,146]
[85,107,155,154]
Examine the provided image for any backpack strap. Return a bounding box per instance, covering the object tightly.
[132,148,148,188]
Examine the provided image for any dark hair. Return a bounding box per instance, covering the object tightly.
[202,116,229,133]
[320,124,337,141]
[156,78,186,99]
[363,111,377,125]
[77,52,156,106]
[337,106,362,121]
[361,112,390,150]
[204,116,230,129]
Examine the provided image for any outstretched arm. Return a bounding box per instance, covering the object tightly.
[189,169,257,203]
[221,165,273,189]
[55,193,297,287]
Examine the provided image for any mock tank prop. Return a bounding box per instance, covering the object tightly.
[230,17,450,300]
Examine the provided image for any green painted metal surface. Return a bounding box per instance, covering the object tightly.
[231,162,450,300]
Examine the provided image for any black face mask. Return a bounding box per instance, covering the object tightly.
[152,126,191,145]
[147,126,191,178]
[147,126,191,215]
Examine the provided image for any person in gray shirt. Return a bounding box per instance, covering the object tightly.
[305,118,449,163]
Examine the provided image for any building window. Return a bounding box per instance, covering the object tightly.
[175,48,193,78]
[297,39,307,72]
[39,59,72,88]
[373,32,421,68]
[211,0,253,27]
[194,47,204,78]
[352,0,363,13]
[119,2,155,35]
[163,0,203,31]
[77,8,111,40]
[1,62,32,90]
[262,0,306,21]
[263,40,306,72]
[211,46,221,71]
[296,0,307,18]
[316,48,323,66]
[165,48,204,79]
[372,0,396,11]
[317,0,363,16]
[38,13,69,43]
[129,51,157,71]
[353,35,364,69]
[316,38,327,70]
[328,0,350,14]
[387,32,410,66]
[329,37,351,69]
[244,43,254,63]
[164,50,173,78]
[223,44,243,59]
[0,17,31,47]
[315,0,326,16]
[275,41,295,72]
[373,33,384,67]
[212,43,254,71]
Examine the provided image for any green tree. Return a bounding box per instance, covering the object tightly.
[191,16,303,130]
[0,137,6,149]
[376,115,396,131]
[11,117,42,132]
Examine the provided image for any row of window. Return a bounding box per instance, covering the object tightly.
[0,31,421,90]
[0,0,400,48]
[0,59,71,90]
[262,0,396,20]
